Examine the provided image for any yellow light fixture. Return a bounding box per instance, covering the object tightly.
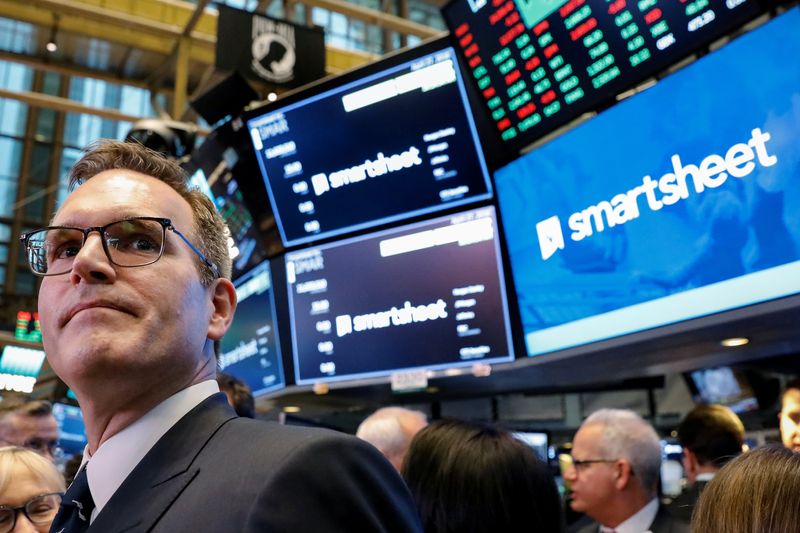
[720,337,749,347]
[282,406,301,413]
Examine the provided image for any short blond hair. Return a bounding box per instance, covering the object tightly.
[0,446,65,494]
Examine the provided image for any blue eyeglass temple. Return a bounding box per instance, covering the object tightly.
[167,225,221,279]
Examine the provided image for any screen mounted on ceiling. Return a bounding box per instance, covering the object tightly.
[285,206,514,384]
[219,260,285,396]
[246,40,493,248]
[494,8,800,356]
[442,0,767,154]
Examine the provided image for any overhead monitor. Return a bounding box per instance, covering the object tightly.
[219,260,285,396]
[512,431,549,462]
[442,0,768,155]
[685,367,760,413]
[246,38,493,248]
[185,131,269,278]
[0,345,46,394]
[494,9,800,357]
[285,206,515,384]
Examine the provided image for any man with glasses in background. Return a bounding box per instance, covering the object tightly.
[21,140,421,532]
[0,399,59,461]
[565,409,688,533]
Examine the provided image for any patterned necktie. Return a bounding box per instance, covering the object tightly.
[50,466,95,533]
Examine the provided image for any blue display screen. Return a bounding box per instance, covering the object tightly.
[246,45,493,247]
[285,206,515,384]
[219,261,285,395]
[52,403,87,457]
[495,9,800,356]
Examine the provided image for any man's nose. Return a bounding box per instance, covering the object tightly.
[69,233,116,284]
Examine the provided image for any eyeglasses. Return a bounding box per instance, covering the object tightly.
[21,437,60,458]
[563,455,630,475]
[0,493,62,533]
[20,217,219,279]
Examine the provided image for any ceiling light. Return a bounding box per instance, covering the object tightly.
[720,337,749,347]
[282,406,301,413]
[45,15,59,53]
[267,92,278,102]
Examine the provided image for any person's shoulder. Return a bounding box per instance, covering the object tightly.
[653,503,691,533]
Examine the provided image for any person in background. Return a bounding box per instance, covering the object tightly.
[402,419,563,533]
[0,400,59,461]
[666,404,745,523]
[692,445,800,533]
[216,372,255,419]
[0,446,65,533]
[565,409,688,533]
[29,140,421,532]
[357,407,428,471]
[779,377,800,452]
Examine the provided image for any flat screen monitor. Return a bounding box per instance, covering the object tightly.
[285,206,515,384]
[686,367,759,413]
[442,0,768,155]
[185,134,269,278]
[494,9,800,357]
[245,38,493,247]
[51,402,87,457]
[219,260,285,396]
[512,431,549,461]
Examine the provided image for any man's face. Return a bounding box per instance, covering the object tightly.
[38,170,219,396]
[564,424,618,519]
[780,388,800,452]
[0,413,59,460]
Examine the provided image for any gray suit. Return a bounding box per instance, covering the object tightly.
[78,394,422,532]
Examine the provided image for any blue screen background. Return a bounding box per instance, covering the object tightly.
[495,9,800,356]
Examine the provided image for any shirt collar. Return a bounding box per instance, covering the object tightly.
[695,472,715,482]
[599,498,659,533]
[81,380,220,521]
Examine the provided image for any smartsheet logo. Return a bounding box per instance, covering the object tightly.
[535,128,778,261]
[536,215,565,260]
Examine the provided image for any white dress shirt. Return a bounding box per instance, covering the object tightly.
[599,497,659,533]
[79,380,220,523]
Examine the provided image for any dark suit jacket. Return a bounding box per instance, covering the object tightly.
[573,504,690,533]
[664,480,709,524]
[79,394,422,532]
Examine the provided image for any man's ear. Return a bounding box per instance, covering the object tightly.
[207,278,237,341]
[683,448,699,476]
[613,459,634,491]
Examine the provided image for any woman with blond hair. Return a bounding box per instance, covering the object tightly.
[692,445,800,533]
[0,446,65,532]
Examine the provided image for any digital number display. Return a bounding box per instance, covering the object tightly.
[442,0,765,152]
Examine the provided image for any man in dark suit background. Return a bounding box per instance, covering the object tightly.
[565,409,688,533]
[666,404,745,523]
[28,140,421,532]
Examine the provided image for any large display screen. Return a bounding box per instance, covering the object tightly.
[285,206,514,384]
[246,41,493,247]
[219,261,285,395]
[442,0,767,153]
[52,402,87,457]
[495,9,800,356]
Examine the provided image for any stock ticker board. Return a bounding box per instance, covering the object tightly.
[442,0,766,153]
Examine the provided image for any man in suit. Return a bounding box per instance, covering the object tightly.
[356,407,428,471]
[0,399,59,460]
[565,409,688,533]
[29,140,421,532]
[666,404,745,523]
[779,377,800,452]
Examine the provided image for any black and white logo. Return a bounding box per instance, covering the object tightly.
[251,16,296,83]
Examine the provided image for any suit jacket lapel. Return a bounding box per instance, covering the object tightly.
[89,394,237,533]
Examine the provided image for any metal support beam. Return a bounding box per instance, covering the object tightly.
[296,0,442,38]
[173,37,190,119]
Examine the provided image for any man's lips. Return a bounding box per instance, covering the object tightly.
[62,301,135,326]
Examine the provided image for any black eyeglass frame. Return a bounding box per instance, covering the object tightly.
[567,457,635,476]
[19,217,220,279]
[0,492,63,532]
